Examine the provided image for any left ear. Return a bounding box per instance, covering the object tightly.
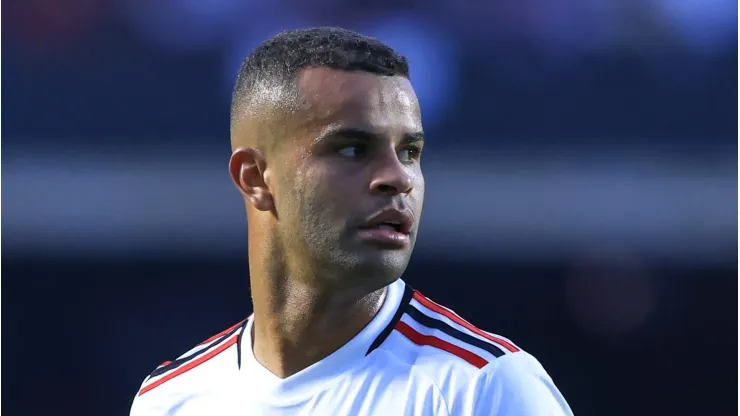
[229,147,274,212]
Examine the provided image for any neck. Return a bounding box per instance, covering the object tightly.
[248,246,387,379]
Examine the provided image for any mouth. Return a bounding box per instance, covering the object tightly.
[359,208,413,235]
[356,208,414,248]
[366,221,405,234]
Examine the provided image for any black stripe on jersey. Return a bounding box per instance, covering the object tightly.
[236,319,249,369]
[366,284,414,356]
[149,320,245,379]
[406,305,506,358]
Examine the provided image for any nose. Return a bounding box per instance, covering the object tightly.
[368,154,414,196]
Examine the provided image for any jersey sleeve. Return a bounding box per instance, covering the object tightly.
[129,374,177,416]
[129,376,159,416]
[473,351,574,416]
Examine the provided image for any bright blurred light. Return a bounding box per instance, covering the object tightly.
[656,0,737,52]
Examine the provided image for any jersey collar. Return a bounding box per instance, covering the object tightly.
[238,278,409,405]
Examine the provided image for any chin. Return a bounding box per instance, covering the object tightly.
[348,251,410,286]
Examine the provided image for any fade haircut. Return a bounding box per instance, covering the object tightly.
[229,27,410,141]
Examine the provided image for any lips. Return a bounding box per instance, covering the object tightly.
[359,208,413,235]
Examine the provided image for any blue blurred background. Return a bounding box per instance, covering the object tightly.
[2,0,737,415]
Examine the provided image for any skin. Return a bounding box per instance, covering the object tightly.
[229,67,425,378]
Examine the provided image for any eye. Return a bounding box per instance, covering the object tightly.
[337,144,367,158]
[398,147,421,163]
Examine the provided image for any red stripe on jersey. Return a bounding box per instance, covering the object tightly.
[139,335,239,396]
[198,320,245,346]
[412,291,520,353]
[395,321,488,369]
[157,360,172,368]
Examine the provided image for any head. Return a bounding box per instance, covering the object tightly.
[229,27,424,291]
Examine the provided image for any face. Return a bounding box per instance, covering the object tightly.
[271,67,425,288]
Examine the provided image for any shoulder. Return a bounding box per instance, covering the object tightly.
[129,319,248,416]
[378,288,571,414]
[381,288,520,371]
[376,288,518,403]
[471,351,574,415]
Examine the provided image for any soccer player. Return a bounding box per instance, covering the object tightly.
[130,27,574,415]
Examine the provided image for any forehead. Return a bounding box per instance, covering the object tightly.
[296,67,422,134]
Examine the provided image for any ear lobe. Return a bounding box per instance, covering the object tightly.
[229,148,274,212]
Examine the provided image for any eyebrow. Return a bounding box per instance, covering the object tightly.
[317,126,425,145]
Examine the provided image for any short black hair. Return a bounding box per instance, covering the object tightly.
[230,27,410,127]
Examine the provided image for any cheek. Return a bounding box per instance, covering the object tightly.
[413,171,425,203]
[415,170,425,190]
[293,165,347,222]
[311,181,356,220]
[305,162,360,204]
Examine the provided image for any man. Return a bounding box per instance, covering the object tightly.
[130,27,573,415]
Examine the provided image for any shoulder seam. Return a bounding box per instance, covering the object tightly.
[411,291,519,353]
[394,320,489,368]
[404,305,507,360]
[138,319,247,396]
[197,320,245,346]
[148,320,245,379]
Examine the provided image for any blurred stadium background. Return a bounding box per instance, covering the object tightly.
[2,0,737,415]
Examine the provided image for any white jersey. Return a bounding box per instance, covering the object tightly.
[130,279,573,415]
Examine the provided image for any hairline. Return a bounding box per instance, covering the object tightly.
[230,66,411,143]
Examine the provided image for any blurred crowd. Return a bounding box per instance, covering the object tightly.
[4,0,737,149]
[8,0,737,54]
